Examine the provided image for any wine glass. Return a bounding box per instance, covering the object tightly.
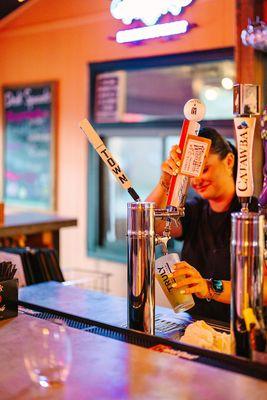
[23,318,72,388]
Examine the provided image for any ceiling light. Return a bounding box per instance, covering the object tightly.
[204,88,218,101]
[221,77,233,90]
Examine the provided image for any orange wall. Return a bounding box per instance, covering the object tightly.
[0,0,235,295]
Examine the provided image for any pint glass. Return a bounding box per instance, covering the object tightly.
[156,253,195,313]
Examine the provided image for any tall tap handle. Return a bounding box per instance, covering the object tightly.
[166,99,206,209]
[80,119,141,202]
[233,84,260,204]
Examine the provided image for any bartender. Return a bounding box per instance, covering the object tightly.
[146,127,259,322]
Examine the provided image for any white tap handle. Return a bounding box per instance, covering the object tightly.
[183,98,206,122]
[234,117,256,198]
[79,119,140,201]
[167,99,206,208]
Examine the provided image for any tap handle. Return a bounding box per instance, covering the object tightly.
[167,99,205,209]
[80,119,141,201]
[233,84,260,204]
[234,117,256,199]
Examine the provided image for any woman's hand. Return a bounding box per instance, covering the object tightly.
[160,145,181,189]
[172,261,209,299]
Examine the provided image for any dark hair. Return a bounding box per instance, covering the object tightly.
[198,127,237,181]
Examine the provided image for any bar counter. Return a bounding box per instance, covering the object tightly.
[1,312,267,400]
[18,282,266,373]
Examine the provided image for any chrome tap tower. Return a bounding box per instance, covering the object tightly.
[127,203,183,334]
[231,212,265,358]
[127,202,156,334]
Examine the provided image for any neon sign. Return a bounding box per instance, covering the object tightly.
[110,0,194,43]
[110,0,193,26]
[116,20,188,44]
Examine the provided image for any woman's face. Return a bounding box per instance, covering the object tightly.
[191,152,234,200]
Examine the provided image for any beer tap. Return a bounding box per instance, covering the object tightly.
[79,104,210,336]
[79,117,185,334]
[127,202,184,334]
[127,99,211,335]
[231,84,267,362]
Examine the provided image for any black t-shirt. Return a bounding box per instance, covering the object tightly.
[177,195,258,322]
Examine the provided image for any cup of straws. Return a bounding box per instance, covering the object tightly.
[0,261,18,320]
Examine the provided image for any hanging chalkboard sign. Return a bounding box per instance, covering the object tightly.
[2,83,57,210]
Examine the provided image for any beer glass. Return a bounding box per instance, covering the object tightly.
[23,318,72,387]
[156,253,195,313]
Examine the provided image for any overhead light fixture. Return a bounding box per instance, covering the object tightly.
[204,87,219,101]
[221,77,233,90]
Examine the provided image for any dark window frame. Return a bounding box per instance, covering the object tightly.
[87,48,234,263]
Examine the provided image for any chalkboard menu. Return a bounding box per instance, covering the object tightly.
[2,83,57,210]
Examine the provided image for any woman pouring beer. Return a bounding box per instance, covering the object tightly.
[147,127,262,322]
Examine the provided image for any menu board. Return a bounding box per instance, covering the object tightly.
[2,83,57,210]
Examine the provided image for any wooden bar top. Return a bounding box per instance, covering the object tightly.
[19,282,267,381]
[1,313,267,400]
[0,212,77,237]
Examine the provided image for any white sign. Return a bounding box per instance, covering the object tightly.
[180,136,211,178]
[110,0,193,26]
[116,20,188,43]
